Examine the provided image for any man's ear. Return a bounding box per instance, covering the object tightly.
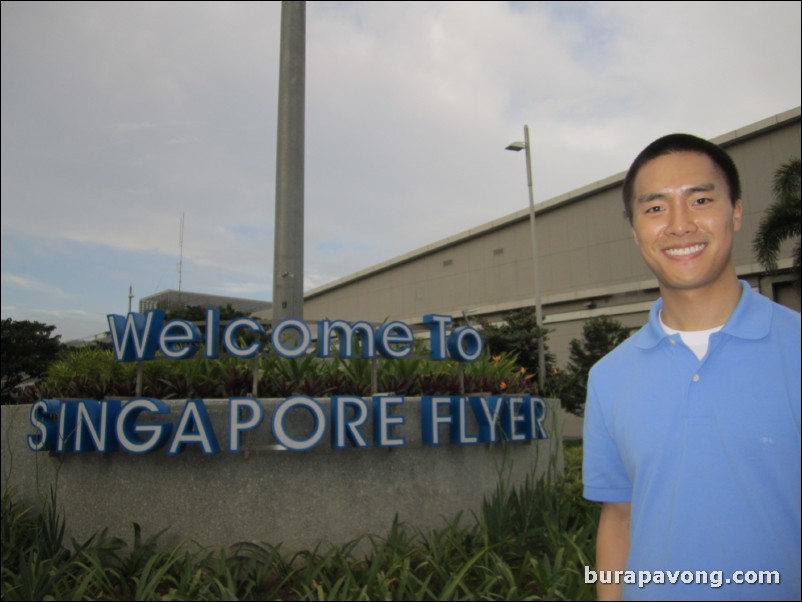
[733,200,744,232]
[630,223,641,247]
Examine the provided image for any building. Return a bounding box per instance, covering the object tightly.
[139,289,272,316]
[287,108,800,365]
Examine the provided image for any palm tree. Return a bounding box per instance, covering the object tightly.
[753,158,801,292]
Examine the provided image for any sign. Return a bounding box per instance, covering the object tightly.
[27,395,549,455]
[28,311,549,455]
[105,311,484,362]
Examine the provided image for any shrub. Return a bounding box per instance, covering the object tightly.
[11,345,539,403]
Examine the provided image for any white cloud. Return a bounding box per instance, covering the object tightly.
[1,272,73,298]
[1,1,799,338]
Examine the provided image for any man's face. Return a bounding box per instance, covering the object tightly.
[630,151,743,294]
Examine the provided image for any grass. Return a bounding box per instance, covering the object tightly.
[1,443,598,601]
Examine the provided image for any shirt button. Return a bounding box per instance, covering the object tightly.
[692,374,700,382]
[670,338,677,345]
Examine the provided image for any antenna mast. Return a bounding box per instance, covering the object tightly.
[178,213,184,306]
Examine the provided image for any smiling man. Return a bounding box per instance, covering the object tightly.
[583,134,801,600]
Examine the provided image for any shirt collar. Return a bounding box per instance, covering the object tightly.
[633,280,772,350]
[720,280,773,340]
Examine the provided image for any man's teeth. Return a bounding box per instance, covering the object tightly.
[665,244,705,257]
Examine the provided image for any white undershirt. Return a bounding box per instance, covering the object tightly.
[659,311,724,360]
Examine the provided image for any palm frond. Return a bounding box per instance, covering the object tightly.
[753,158,801,275]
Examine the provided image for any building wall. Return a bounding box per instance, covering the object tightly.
[139,289,272,315]
[302,108,800,364]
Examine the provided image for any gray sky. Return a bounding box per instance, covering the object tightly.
[2,1,800,341]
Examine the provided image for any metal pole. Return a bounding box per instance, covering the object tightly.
[178,213,184,307]
[272,1,306,321]
[523,125,546,389]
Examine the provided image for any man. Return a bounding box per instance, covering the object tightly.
[583,133,801,600]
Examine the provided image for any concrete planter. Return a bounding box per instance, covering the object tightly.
[1,397,562,552]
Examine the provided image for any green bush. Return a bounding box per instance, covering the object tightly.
[11,345,539,403]
[556,316,631,417]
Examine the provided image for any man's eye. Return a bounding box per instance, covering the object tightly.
[694,197,712,205]
[644,205,663,214]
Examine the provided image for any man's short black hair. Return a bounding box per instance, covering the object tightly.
[622,133,742,223]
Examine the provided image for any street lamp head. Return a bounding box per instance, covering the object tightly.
[505,141,526,152]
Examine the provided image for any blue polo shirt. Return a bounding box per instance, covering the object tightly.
[583,281,801,600]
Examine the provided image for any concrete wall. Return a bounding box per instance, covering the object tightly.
[1,397,562,553]
[560,410,584,440]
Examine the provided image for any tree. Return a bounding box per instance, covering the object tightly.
[753,157,801,293]
[1,318,64,403]
[478,308,554,392]
[559,315,631,417]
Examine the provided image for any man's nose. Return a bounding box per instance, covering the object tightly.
[667,203,697,236]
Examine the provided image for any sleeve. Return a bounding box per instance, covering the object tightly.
[582,367,632,503]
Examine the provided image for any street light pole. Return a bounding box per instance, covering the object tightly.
[506,125,546,390]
